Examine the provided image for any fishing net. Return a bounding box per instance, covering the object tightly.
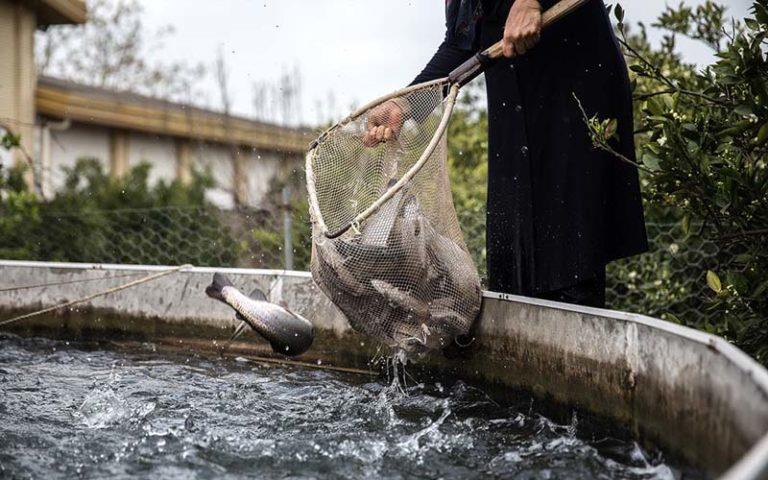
[306,81,482,352]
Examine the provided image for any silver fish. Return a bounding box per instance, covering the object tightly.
[361,178,404,247]
[371,279,429,319]
[314,239,369,296]
[205,273,314,356]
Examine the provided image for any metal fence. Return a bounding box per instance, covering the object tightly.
[605,222,724,323]
[1,203,718,325]
[3,205,307,272]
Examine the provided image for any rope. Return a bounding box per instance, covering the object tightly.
[0,272,144,293]
[0,264,193,327]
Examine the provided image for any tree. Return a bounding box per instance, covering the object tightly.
[252,65,304,126]
[586,1,768,361]
[36,0,205,103]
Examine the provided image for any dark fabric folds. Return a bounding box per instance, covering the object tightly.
[445,0,484,50]
[412,0,648,296]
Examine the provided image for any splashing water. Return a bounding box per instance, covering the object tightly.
[0,334,701,479]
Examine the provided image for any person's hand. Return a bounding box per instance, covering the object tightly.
[502,0,542,57]
[363,100,404,147]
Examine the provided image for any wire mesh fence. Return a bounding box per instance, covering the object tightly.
[0,201,720,325]
[605,222,727,324]
[2,205,309,271]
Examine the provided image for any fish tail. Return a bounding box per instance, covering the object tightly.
[205,272,234,301]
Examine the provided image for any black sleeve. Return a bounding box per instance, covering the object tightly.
[409,37,476,86]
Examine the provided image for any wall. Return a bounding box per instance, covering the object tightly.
[127,130,176,186]
[45,122,111,192]
[0,1,36,171]
[41,122,302,209]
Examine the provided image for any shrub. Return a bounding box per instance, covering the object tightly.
[588,1,768,361]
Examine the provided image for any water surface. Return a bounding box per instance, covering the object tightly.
[0,334,696,479]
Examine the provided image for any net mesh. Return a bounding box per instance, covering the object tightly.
[308,83,482,352]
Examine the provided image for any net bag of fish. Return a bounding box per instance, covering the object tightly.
[306,81,481,353]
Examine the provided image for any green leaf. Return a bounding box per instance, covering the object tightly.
[0,132,21,150]
[734,104,753,116]
[614,4,624,23]
[707,270,722,294]
[756,122,768,146]
[681,215,691,235]
[642,152,661,171]
[754,279,768,298]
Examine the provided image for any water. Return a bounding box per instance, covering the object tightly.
[0,334,696,479]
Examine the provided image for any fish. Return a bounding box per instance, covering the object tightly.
[205,273,314,356]
[360,178,404,247]
[371,279,429,319]
[314,239,369,296]
[389,194,431,270]
[312,184,479,353]
[425,225,482,308]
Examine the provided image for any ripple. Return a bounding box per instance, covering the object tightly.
[0,335,699,479]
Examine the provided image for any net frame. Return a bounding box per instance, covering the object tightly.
[307,0,589,240]
[305,0,590,352]
[306,80,459,239]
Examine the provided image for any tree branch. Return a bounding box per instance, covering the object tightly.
[720,229,768,241]
[573,94,657,175]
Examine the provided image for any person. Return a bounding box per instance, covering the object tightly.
[364,0,647,309]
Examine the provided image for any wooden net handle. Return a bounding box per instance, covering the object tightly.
[484,0,591,59]
[448,0,591,85]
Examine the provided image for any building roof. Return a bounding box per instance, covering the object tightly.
[24,0,87,25]
[35,76,312,154]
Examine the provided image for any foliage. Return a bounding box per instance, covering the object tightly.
[36,0,205,102]
[0,164,41,260]
[248,170,312,271]
[589,2,768,361]
[246,197,311,272]
[1,131,21,150]
[0,159,240,267]
[447,80,489,282]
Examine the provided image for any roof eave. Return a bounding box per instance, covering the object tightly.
[27,0,87,26]
[35,77,311,155]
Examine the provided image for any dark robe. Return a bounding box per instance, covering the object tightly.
[412,0,647,297]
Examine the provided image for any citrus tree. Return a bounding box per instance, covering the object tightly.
[587,1,768,361]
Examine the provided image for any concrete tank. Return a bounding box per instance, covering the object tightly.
[0,260,766,479]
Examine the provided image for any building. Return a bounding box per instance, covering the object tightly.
[35,76,310,208]
[1,0,309,209]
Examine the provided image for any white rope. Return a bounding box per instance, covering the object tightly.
[0,264,193,327]
[0,272,143,293]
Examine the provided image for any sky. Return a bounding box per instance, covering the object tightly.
[140,0,753,125]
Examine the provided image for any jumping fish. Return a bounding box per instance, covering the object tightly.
[205,273,314,356]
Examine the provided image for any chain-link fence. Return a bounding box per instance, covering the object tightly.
[605,222,727,323]
[1,198,719,324]
[1,205,310,272]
